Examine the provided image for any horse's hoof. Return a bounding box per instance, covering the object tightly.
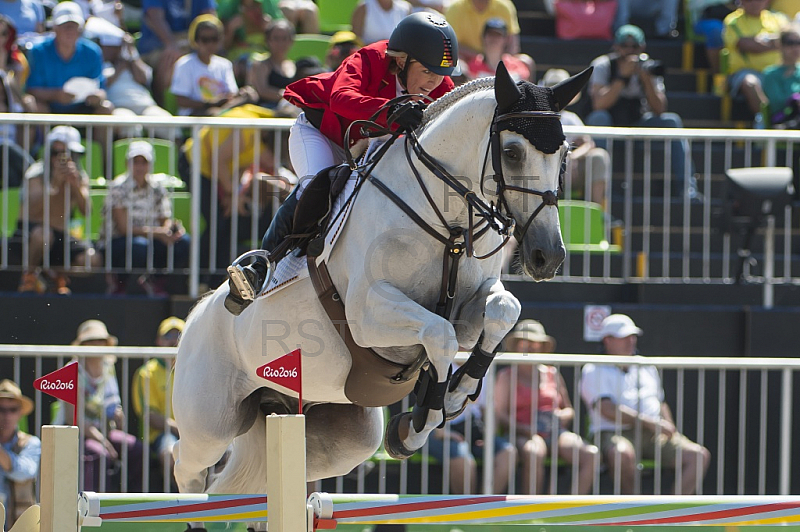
[185,525,208,531]
[384,412,417,460]
[444,398,470,421]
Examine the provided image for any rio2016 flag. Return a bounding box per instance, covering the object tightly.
[34,361,79,424]
[256,349,302,413]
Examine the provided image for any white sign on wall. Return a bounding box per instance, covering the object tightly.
[584,305,612,342]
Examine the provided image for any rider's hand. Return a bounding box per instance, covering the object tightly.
[388,100,426,133]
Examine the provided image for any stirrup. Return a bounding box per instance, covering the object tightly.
[227,250,272,301]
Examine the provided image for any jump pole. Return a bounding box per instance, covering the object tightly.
[266,414,308,532]
[39,416,310,531]
[40,425,79,532]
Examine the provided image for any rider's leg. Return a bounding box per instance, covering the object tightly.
[224,112,346,316]
[224,191,298,316]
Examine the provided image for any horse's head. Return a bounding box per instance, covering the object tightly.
[489,62,592,280]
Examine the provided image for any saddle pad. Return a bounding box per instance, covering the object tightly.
[260,173,359,298]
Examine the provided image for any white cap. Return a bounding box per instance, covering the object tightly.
[47,125,85,153]
[599,314,643,339]
[127,140,154,162]
[540,68,569,88]
[52,1,85,27]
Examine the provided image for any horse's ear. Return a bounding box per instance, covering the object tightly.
[495,61,522,112]
[551,66,593,111]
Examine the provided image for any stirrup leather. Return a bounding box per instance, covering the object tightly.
[227,250,271,301]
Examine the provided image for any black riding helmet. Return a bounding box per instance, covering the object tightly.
[388,12,459,77]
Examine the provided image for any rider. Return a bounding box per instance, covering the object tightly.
[224,12,460,315]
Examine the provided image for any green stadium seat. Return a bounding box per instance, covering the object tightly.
[317,0,359,34]
[558,200,621,253]
[0,187,19,237]
[288,34,332,63]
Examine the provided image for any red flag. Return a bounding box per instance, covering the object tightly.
[256,349,302,413]
[34,361,79,424]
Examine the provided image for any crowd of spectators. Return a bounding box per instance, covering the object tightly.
[2,311,712,509]
[5,0,800,298]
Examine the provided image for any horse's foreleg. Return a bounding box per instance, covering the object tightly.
[350,281,459,459]
[445,281,521,416]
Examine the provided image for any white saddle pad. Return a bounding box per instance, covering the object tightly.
[260,173,359,298]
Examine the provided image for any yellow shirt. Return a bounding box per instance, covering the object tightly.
[770,0,800,19]
[723,9,787,74]
[183,104,275,178]
[132,358,173,444]
[445,0,521,54]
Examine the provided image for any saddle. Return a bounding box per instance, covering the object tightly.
[273,164,353,263]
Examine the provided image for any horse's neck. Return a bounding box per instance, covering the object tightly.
[377,94,495,230]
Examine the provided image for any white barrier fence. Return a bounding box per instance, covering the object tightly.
[2,345,799,498]
[2,116,800,296]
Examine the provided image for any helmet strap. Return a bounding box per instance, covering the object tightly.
[398,58,413,91]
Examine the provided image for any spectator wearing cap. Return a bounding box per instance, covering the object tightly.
[0,380,40,529]
[84,17,172,138]
[103,140,190,296]
[586,25,698,201]
[170,14,256,116]
[541,68,608,206]
[16,126,101,295]
[352,0,411,45]
[325,31,362,71]
[465,18,533,82]
[26,2,113,117]
[57,320,144,492]
[495,320,598,494]
[580,314,710,494]
[138,0,216,107]
[132,316,184,487]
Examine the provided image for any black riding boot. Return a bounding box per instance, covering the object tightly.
[224,191,300,316]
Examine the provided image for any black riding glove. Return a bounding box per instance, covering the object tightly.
[388,100,426,133]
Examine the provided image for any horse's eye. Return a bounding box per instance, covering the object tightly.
[503,147,519,161]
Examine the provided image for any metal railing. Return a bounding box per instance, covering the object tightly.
[2,116,800,295]
[2,345,798,497]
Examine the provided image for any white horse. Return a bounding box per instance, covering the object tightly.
[172,63,591,498]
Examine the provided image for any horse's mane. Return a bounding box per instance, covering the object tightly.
[422,77,495,126]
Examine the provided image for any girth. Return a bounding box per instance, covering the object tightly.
[306,256,419,407]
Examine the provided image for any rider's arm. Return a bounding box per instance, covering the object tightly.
[328,47,393,123]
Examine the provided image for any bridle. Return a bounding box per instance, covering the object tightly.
[317,95,567,384]
[485,109,566,245]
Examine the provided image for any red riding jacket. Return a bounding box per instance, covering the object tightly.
[283,40,455,148]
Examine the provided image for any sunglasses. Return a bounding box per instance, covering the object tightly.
[0,406,20,414]
[196,35,220,44]
[782,39,800,46]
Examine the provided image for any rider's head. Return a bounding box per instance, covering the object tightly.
[387,12,459,97]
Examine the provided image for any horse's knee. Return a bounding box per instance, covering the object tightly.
[482,291,521,347]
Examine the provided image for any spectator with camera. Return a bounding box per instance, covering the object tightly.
[16,126,102,295]
[586,25,697,200]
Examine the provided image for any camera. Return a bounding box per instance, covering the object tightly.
[638,53,665,77]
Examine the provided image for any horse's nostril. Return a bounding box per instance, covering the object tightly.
[534,249,546,268]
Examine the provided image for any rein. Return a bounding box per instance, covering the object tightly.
[308,98,565,387]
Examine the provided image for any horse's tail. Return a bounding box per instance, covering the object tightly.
[207,415,268,494]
